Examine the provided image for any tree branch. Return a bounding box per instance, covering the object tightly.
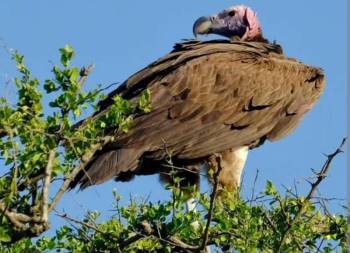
[0,202,28,229]
[200,155,223,251]
[276,138,346,252]
[249,169,259,206]
[78,65,94,88]
[55,211,113,238]
[168,236,199,251]
[49,136,112,212]
[0,129,6,138]
[56,211,197,253]
[0,201,42,232]
[42,149,56,224]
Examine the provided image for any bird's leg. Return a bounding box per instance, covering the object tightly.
[179,164,200,230]
[185,197,200,229]
[208,146,249,193]
[183,165,199,212]
[160,163,200,225]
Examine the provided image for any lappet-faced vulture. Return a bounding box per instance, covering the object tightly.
[71,5,324,191]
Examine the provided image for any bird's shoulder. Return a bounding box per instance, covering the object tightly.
[98,39,323,112]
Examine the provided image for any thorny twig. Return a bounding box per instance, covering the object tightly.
[55,211,115,240]
[163,164,205,176]
[262,209,278,233]
[249,169,259,206]
[276,138,346,252]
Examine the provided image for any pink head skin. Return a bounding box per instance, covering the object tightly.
[193,5,265,42]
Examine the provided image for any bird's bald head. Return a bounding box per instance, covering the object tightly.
[193,5,264,42]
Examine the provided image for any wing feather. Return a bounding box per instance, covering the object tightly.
[73,40,324,188]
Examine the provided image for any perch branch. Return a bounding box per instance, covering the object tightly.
[200,155,223,251]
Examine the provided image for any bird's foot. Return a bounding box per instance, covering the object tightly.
[208,153,222,170]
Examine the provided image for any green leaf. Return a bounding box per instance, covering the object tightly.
[73,108,81,117]
[59,44,75,67]
[0,227,11,242]
[138,89,151,113]
[44,80,57,93]
[265,180,277,196]
[9,168,18,199]
[69,67,79,84]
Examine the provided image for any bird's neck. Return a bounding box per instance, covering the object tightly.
[250,33,269,43]
[230,33,269,44]
[245,27,269,43]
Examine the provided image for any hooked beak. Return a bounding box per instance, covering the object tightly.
[193,16,216,38]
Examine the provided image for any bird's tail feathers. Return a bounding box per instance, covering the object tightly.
[70,148,142,190]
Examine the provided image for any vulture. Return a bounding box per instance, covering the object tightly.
[71,5,324,191]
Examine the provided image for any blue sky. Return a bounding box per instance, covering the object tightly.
[0,0,347,235]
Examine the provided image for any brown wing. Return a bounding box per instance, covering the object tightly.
[72,40,324,188]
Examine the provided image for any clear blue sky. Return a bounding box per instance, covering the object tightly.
[0,0,347,236]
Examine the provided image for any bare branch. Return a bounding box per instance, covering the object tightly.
[42,149,56,223]
[168,236,199,251]
[163,164,201,175]
[201,155,223,250]
[49,136,112,212]
[78,65,95,88]
[249,169,259,206]
[0,201,42,232]
[55,211,112,238]
[316,238,325,253]
[276,138,346,252]
[96,82,120,93]
[0,202,28,229]
[262,209,277,233]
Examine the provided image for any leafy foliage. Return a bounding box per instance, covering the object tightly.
[0,45,145,243]
[1,180,347,253]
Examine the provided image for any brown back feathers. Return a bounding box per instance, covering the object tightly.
[71,40,324,189]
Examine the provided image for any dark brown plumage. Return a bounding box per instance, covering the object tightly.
[71,40,324,190]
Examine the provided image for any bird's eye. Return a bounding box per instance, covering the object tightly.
[228,10,236,17]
